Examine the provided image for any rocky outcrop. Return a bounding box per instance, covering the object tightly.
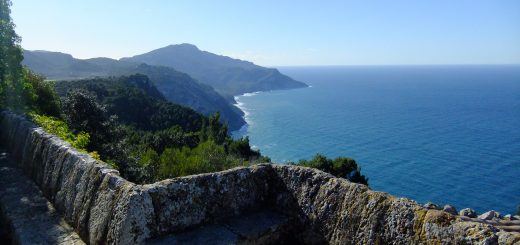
[1,111,519,244]
[460,208,478,218]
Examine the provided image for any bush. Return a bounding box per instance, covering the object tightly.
[138,148,160,182]
[227,136,261,160]
[297,154,368,185]
[29,113,90,150]
[62,89,122,153]
[158,140,244,179]
[23,70,62,117]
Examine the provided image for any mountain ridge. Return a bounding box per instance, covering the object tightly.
[121,43,308,96]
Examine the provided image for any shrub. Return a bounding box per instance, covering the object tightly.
[297,154,369,185]
[158,140,244,179]
[29,113,90,151]
[23,70,62,117]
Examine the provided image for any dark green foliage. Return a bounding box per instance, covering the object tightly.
[62,90,121,154]
[138,148,160,182]
[128,126,198,154]
[157,140,244,180]
[23,70,62,117]
[199,112,228,145]
[62,89,110,142]
[55,75,205,132]
[56,76,266,184]
[297,154,369,185]
[61,89,144,180]
[227,136,261,160]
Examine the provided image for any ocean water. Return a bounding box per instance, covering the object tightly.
[232,65,520,214]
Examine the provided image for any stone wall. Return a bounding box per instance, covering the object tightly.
[1,111,519,244]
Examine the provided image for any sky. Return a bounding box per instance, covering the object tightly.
[10,0,520,66]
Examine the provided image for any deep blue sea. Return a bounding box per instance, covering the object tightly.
[232,65,520,214]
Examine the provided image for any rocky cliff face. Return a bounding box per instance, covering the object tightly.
[1,111,519,244]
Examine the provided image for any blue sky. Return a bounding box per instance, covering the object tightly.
[11,0,520,66]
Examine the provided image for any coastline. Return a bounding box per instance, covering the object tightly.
[231,85,311,138]
[231,91,262,139]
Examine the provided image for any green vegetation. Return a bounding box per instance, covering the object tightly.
[29,113,90,150]
[55,76,268,183]
[295,154,369,185]
[54,74,205,132]
[158,141,237,180]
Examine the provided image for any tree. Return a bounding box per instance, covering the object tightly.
[227,136,261,160]
[62,90,119,152]
[138,148,160,183]
[298,154,368,186]
[0,0,24,109]
[23,69,62,117]
[199,112,228,145]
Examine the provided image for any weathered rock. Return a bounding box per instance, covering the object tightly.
[443,204,457,215]
[497,231,520,244]
[423,202,439,210]
[503,214,518,221]
[459,208,477,218]
[479,210,502,220]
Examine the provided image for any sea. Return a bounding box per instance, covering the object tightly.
[232,65,520,215]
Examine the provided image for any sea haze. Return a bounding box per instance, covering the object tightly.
[232,65,520,214]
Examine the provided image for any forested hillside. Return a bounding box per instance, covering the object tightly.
[54,74,204,131]
[22,50,245,130]
[51,74,267,183]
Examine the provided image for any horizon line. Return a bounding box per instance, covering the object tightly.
[23,48,520,68]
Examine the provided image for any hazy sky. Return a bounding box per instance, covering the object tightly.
[11,0,520,66]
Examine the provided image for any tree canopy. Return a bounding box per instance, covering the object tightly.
[297,154,369,185]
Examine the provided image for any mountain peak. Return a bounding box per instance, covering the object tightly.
[165,43,199,50]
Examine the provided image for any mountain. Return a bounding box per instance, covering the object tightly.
[121,44,308,95]
[22,50,246,130]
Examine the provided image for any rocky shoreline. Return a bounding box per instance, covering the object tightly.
[422,202,520,233]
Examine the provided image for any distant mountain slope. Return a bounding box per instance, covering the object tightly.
[22,50,245,130]
[121,44,308,95]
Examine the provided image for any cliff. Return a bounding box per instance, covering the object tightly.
[0,111,519,244]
